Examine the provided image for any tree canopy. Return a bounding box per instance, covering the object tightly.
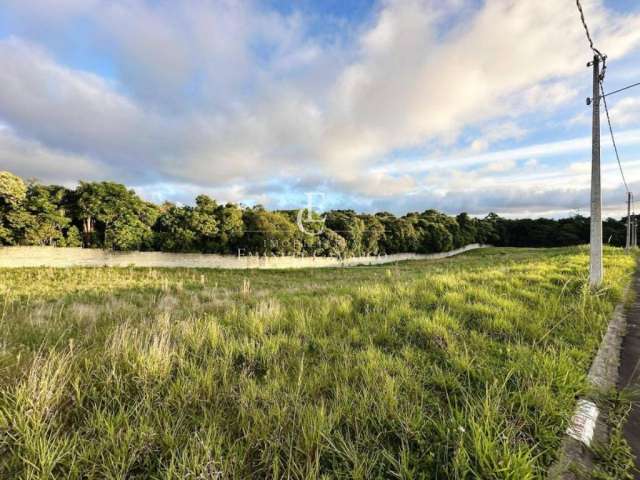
[0,171,630,255]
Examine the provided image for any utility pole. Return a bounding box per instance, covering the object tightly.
[626,192,631,250]
[634,215,638,248]
[589,55,603,287]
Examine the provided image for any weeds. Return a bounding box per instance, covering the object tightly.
[590,389,638,480]
[0,246,635,478]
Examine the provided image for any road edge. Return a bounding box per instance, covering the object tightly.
[548,281,632,479]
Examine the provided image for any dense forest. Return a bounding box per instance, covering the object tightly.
[0,171,630,256]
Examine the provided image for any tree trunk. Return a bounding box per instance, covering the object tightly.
[82,217,94,247]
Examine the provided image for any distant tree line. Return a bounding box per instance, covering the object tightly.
[0,171,630,255]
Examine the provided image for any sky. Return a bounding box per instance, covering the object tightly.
[1,0,640,218]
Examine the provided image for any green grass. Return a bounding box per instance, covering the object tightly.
[0,246,635,479]
[590,388,638,480]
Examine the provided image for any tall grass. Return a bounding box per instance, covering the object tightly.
[0,246,635,478]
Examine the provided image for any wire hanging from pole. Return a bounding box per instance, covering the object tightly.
[576,0,607,79]
[576,0,605,59]
[575,1,633,221]
[600,82,630,194]
[603,81,640,98]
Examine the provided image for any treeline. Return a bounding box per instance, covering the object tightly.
[0,171,630,255]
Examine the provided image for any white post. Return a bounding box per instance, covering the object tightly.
[589,55,603,287]
[626,192,631,250]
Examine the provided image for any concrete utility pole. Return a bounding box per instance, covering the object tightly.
[634,215,638,248]
[589,55,603,287]
[626,192,632,250]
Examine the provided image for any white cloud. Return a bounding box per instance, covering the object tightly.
[1,0,640,215]
[486,159,517,173]
[523,82,578,111]
[383,129,640,175]
[569,161,591,174]
[469,121,528,153]
[316,0,640,185]
[0,36,325,186]
[608,96,640,126]
[0,126,110,184]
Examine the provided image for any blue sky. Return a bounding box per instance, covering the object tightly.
[1,0,640,218]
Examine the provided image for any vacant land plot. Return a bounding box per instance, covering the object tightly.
[0,247,635,479]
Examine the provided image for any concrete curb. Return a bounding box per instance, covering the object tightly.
[548,283,632,479]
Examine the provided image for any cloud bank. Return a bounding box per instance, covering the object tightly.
[1,0,640,216]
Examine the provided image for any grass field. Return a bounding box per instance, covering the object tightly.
[0,247,636,479]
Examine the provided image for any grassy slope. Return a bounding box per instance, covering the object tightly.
[0,247,635,479]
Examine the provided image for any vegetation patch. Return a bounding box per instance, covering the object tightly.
[0,171,632,255]
[589,389,638,480]
[0,247,635,478]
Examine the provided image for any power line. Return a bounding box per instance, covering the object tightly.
[576,0,607,80]
[603,81,640,98]
[576,1,632,213]
[575,0,605,60]
[600,82,629,193]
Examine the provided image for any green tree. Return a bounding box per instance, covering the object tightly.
[325,210,365,255]
[192,195,219,252]
[75,181,158,249]
[2,170,631,254]
[0,172,30,245]
[360,214,385,255]
[0,171,27,207]
[106,211,153,250]
[476,213,500,244]
[241,209,301,255]
[417,221,453,252]
[275,208,326,255]
[60,225,82,247]
[454,213,478,247]
[153,204,198,252]
[314,228,348,257]
[211,203,245,253]
[23,184,71,246]
[75,182,105,246]
[378,214,419,254]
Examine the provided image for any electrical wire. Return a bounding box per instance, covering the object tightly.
[600,82,630,193]
[603,81,640,98]
[575,1,635,214]
[576,0,607,79]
